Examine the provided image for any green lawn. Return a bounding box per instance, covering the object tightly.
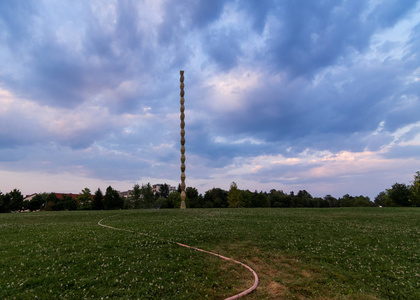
[1,208,419,299]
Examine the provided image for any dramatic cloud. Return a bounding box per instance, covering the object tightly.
[0,0,419,199]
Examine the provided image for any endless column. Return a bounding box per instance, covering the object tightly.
[180,71,186,209]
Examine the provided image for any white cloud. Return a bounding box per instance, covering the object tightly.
[205,67,263,112]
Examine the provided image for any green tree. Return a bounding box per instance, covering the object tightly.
[203,197,214,208]
[154,197,166,209]
[53,194,77,211]
[186,187,201,208]
[296,190,312,207]
[409,171,420,207]
[309,197,321,208]
[354,195,373,207]
[104,186,123,210]
[45,193,58,211]
[228,182,243,208]
[241,190,253,207]
[324,194,337,207]
[77,188,92,210]
[339,194,355,207]
[39,193,49,210]
[63,194,78,210]
[25,197,37,212]
[289,191,296,207]
[251,191,270,207]
[319,197,331,208]
[385,183,411,207]
[168,191,181,208]
[159,184,170,199]
[52,196,66,211]
[140,183,154,208]
[374,191,386,206]
[92,188,104,210]
[131,184,142,209]
[269,190,294,208]
[160,195,174,208]
[269,189,288,207]
[0,191,11,213]
[25,194,45,211]
[204,188,228,208]
[8,189,24,212]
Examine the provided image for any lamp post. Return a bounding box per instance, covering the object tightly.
[180,71,186,209]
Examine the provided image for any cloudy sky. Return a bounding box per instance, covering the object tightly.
[1,0,420,199]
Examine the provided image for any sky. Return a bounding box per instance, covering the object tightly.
[1,0,420,200]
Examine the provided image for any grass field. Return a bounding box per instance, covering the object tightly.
[1,208,419,299]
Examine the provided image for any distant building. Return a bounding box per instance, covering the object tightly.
[118,184,176,198]
[119,190,133,199]
[23,193,92,201]
[55,193,78,200]
[23,193,38,201]
[152,184,176,195]
[152,183,176,195]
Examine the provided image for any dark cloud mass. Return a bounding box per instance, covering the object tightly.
[0,0,419,198]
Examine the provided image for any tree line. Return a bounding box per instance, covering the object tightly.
[1,171,419,213]
[0,186,121,213]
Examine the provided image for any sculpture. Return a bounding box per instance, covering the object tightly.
[180,71,186,209]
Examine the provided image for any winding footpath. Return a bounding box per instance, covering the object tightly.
[98,215,259,300]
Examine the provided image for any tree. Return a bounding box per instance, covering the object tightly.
[52,196,66,211]
[204,188,228,208]
[296,190,312,207]
[228,182,243,208]
[25,194,46,211]
[186,187,202,208]
[154,197,166,209]
[131,184,142,209]
[8,189,24,212]
[77,188,92,210]
[160,195,174,208]
[92,188,104,210]
[382,194,396,207]
[309,197,321,208]
[0,191,11,213]
[45,193,58,211]
[269,189,287,207]
[374,191,386,206]
[104,186,123,210]
[140,183,154,208]
[251,191,270,207]
[159,184,170,199]
[409,171,420,207]
[324,194,337,207]
[269,190,294,208]
[241,190,253,207]
[63,194,78,210]
[168,191,181,208]
[318,197,331,208]
[338,194,355,207]
[338,194,374,207]
[385,183,411,207]
[54,194,78,211]
[203,197,214,208]
[353,195,373,207]
[39,193,49,210]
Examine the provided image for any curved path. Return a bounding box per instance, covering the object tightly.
[98,215,259,300]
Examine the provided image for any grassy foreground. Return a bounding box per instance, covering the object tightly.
[0,208,419,299]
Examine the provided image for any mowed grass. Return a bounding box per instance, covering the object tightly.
[1,208,419,299]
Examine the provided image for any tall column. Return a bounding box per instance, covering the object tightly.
[180,71,186,209]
